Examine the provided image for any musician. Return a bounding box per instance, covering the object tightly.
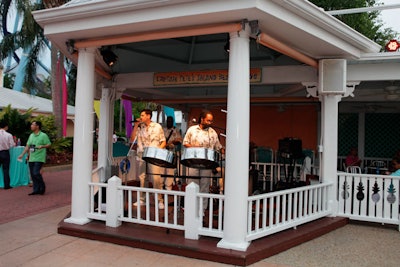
[183,110,224,211]
[130,109,166,209]
[162,116,182,190]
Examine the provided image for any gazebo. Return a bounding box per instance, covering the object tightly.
[33,0,400,265]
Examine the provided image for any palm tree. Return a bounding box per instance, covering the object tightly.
[43,0,71,138]
[0,0,71,138]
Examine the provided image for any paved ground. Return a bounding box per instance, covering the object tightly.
[1,165,400,266]
[0,166,72,224]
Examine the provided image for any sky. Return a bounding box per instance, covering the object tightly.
[380,0,400,36]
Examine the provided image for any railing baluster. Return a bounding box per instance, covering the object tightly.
[262,197,267,228]
[218,198,223,231]
[269,196,274,226]
[255,198,260,230]
[276,195,281,224]
[248,200,253,233]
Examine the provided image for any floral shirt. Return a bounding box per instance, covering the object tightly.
[183,125,222,151]
[135,122,165,155]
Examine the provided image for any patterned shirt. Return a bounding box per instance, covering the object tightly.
[183,125,222,151]
[135,122,166,155]
[163,126,182,151]
[0,129,15,151]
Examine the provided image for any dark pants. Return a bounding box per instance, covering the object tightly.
[29,162,45,193]
[0,150,11,188]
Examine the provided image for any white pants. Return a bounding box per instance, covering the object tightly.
[137,158,163,203]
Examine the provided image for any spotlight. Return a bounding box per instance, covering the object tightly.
[66,40,76,54]
[224,33,230,53]
[100,47,118,67]
[224,41,230,53]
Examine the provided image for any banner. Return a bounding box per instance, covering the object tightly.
[61,61,68,137]
[123,99,133,139]
[153,68,261,86]
[93,100,100,119]
[163,106,175,126]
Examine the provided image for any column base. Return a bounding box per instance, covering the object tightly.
[217,239,250,251]
[64,217,91,225]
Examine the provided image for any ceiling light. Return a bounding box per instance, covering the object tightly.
[100,47,118,67]
[224,33,230,53]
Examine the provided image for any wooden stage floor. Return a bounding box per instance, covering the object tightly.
[58,210,348,266]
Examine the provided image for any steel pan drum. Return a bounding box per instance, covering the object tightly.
[142,147,176,168]
[181,147,220,169]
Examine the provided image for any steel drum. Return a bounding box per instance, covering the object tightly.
[181,147,220,169]
[142,147,176,168]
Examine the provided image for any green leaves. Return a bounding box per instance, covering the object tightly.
[309,0,397,49]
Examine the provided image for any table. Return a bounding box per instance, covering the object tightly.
[366,166,388,175]
[0,146,30,188]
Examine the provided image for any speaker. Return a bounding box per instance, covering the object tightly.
[319,59,346,94]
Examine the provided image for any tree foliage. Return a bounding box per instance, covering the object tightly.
[310,0,397,47]
[0,0,47,92]
[33,114,72,153]
[3,72,15,88]
[0,104,33,144]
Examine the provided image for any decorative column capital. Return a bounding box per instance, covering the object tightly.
[303,81,360,99]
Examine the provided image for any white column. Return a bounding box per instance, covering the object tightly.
[64,47,96,225]
[217,27,250,251]
[319,59,347,215]
[320,95,341,214]
[98,87,113,181]
[358,112,365,167]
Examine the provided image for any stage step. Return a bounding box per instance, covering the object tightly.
[58,214,348,266]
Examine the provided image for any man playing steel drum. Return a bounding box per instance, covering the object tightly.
[130,109,166,209]
[183,110,224,213]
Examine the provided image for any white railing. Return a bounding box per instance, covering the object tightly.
[338,156,392,172]
[250,162,275,192]
[337,172,400,227]
[86,172,400,245]
[246,182,333,241]
[250,162,319,192]
[88,181,107,221]
[87,177,225,238]
[197,192,225,238]
[119,184,185,230]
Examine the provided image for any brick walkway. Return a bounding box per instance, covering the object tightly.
[0,167,72,225]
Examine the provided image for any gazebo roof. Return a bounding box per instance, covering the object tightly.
[33,0,400,110]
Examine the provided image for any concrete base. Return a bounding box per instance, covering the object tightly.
[217,239,250,251]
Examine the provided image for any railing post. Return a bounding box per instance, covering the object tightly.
[106,175,122,227]
[184,182,201,239]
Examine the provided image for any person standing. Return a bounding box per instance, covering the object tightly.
[0,120,15,189]
[183,110,224,212]
[163,116,182,190]
[18,121,51,195]
[112,130,118,143]
[130,109,166,208]
[345,147,361,168]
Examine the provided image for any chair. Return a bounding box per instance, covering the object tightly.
[255,147,273,163]
[346,166,362,173]
[371,160,385,168]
